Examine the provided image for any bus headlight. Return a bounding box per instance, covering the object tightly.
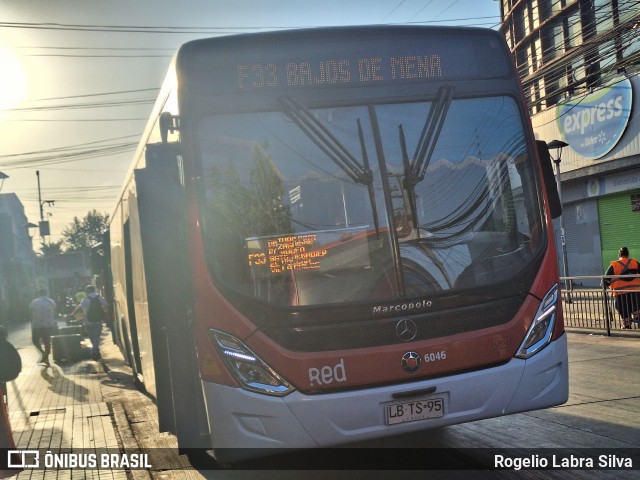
[209,329,294,396]
[516,284,559,359]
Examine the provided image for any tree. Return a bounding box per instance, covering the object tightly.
[39,240,64,257]
[61,209,110,252]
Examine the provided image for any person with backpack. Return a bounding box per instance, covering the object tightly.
[604,247,640,329]
[72,285,109,360]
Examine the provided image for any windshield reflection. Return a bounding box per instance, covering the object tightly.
[198,95,542,306]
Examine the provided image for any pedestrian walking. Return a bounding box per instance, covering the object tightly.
[72,285,109,360]
[604,246,640,329]
[28,289,57,365]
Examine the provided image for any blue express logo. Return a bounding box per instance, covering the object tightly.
[557,77,632,159]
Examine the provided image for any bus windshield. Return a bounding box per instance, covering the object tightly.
[198,94,543,306]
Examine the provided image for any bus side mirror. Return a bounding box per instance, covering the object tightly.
[536,140,562,219]
[144,142,183,187]
[160,112,180,144]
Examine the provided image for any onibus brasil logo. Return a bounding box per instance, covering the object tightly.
[7,450,151,469]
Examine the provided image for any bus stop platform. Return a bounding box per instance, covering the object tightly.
[2,321,198,480]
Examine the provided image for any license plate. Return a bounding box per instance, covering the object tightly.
[385,398,444,425]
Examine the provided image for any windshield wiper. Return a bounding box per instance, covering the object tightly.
[401,85,455,231]
[279,96,379,235]
[356,118,380,237]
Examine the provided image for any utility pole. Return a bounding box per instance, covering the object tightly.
[37,170,43,222]
[36,170,54,240]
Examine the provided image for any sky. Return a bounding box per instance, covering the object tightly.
[0,0,500,246]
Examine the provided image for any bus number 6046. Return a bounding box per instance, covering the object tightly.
[424,351,446,362]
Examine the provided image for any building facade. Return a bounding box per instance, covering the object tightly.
[500,0,640,284]
[0,193,37,325]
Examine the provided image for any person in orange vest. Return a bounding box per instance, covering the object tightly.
[604,247,640,329]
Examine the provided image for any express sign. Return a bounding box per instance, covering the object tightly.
[556,77,632,159]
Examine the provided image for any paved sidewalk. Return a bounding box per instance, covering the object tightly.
[3,322,200,480]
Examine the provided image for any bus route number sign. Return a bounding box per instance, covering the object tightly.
[236,54,443,90]
[385,397,444,425]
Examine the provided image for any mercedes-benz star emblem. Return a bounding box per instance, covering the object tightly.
[401,351,421,374]
[396,318,418,342]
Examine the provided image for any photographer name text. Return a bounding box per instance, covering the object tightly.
[495,454,633,470]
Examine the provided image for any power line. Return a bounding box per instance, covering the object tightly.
[7,98,154,112]
[509,3,640,111]
[3,118,148,122]
[0,21,282,34]
[23,53,172,58]
[16,45,174,58]
[409,1,437,21]
[2,142,137,168]
[431,0,462,21]
[381,0,408,22]
[0,14,501,34]
[0,134,141,159]
[18,46,174,51]
[26,88,160,102]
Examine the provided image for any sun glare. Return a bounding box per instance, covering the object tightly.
[0,43,27,111]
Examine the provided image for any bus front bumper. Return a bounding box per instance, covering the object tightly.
[203,333,568,463]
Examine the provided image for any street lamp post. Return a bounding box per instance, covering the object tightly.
[546,140,571,299]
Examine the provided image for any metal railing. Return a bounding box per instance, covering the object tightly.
[560,275,640,335]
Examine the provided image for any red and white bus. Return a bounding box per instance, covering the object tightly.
[106,25,568,463]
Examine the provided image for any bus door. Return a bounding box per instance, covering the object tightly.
[123,219,144,380]
[134,142,208,449]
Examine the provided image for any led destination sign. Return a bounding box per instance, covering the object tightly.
[183,28,510,96]
[237,54,443,90]
[246,227,371,276]
[247,234,328,274]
